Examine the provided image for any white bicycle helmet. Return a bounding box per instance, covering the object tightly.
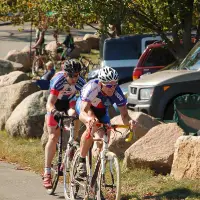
[98,66,119,82]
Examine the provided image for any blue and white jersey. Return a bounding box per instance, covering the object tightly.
[80,79,127,109]
[50,72,85,101]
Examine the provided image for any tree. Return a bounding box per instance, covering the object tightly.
[123,0,200,59]
[1,0,199,59]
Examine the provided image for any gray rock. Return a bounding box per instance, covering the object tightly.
[4,50,32,72]
[0,59,23,75]
[171,136,200,180]
[0,71,29,87]
[0,80,40,130]
[124,123,184,174]
[108,111,161,158]
[5,90,49,137]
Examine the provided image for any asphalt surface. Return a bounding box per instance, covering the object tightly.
[0,161,64,200]
[0,22,96,58]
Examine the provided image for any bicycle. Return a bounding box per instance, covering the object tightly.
[45,113,79,199]
[70,122,135,200]
[32,45,62,77]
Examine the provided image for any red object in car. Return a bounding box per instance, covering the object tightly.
[132,42,176,80]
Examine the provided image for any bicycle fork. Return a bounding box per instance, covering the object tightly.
[100,134,116,189]
[62,122,75,171]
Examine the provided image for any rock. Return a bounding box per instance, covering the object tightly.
[4,50,32,72]
[45,41,58,53]
[0,59,23,75]
[83,34,99,50]
[5,90,49,138]
[171,136,200,180]
[0,71,29,87]
[75,40,91,53]
[108,111,161,158]
[21,45,31,53]
[0,80,40,130]
[124,123,184,174]
[69,47,81,59]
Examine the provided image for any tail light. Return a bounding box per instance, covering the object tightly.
[133,68,142,80]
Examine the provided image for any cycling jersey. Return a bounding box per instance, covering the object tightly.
[80,79,126,108]
[76,79,126,123]
[47,72,85,126]
[50,71,85,101]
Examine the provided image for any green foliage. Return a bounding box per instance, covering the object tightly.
[0,0,200,58]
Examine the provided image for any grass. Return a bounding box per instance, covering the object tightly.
[1,131,200,200]
[81,49,100,65]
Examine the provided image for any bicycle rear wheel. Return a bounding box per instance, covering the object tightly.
[96,152,121,200]
[63,143,79,200]
[32,57,46,76]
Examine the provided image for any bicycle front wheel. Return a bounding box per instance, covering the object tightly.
[96,152,121,200]
[46,146,60,195]
[63,143,79,200]
[70,148,88,200]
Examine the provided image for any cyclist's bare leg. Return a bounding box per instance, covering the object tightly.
[67,108,80,140]
[80,110,98,158]
[44,124,60,172]
[94,129,111,155]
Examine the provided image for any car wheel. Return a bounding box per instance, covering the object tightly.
[163,102,174,120]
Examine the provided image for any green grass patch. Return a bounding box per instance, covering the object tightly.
[0,131,44,174]
[1,130,200,199]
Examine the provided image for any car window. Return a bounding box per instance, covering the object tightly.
[179,44,200,70]
[143,47,176,67]
[104,42,140,60]
[145,40,158,48]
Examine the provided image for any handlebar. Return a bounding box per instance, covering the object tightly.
[57,113,79,129]
[94,122,137,142]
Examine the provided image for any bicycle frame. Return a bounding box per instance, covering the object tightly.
[88,123,130,189]
[58,114,78,171]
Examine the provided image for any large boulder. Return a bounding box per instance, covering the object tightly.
[171,136,200,180]
[0,71,29,87]
[124,123,184,174]
[75,40,91,53]
[69,47,81,59]
[5,90,49,138]
[0,59,23,75]
[83,34,99,50]
[0,80,40,130]
[108,111,161,158]
[45,41,58,53]
[4,50,31,72]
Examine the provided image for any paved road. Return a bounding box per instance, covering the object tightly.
[0,161,64,200]
[0,23,96,58]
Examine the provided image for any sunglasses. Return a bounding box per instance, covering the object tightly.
[102,83,118,88]
[67,73,79,78]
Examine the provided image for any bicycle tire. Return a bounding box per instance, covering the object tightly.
[70,148,88,200]
[96,152,121,200]
[63,143,79,200]
[32,56,46,77]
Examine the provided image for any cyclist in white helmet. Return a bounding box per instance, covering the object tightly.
[75,66,134,180]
